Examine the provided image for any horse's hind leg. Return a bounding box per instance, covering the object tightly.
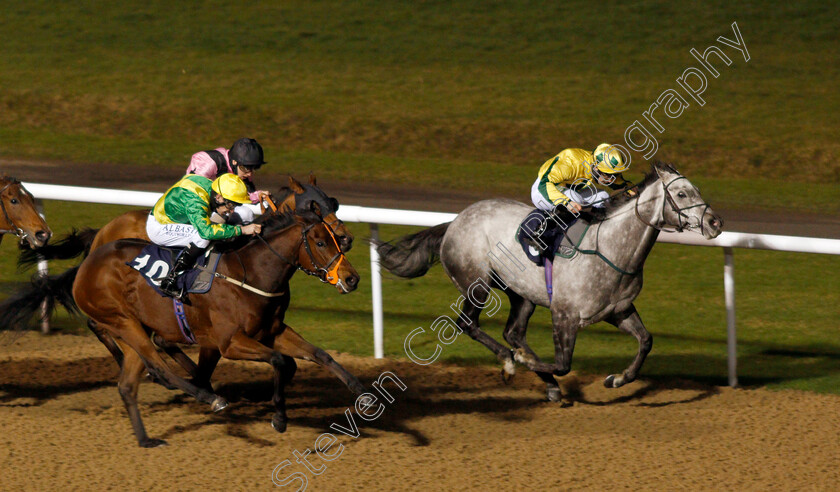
[604,305,652,388]
[117,347,167,448]
[105,318,228,411]
[501,292,562,401]
[270,355,297,432]
[88,319,124,368]
[450,283,516,372]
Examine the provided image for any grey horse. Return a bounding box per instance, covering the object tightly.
[375,161,723,401]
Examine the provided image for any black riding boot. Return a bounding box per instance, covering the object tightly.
[541,206,578,257]
[159,243,205,302]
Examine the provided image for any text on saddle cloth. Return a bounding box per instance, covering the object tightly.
[127,244,222,297]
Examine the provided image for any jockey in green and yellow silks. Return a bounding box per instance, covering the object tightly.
[146,173,262,301]
[531,143,631,215]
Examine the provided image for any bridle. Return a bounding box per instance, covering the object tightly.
[0,179,33,240]
[634,175,711,235]
[255,217,349,288]
[265,190,349,248]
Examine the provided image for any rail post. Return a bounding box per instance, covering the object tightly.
[35,199,50,334]
[369,223,384,358]
[724,247,737,387]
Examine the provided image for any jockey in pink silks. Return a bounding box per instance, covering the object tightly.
[186,137,270,224]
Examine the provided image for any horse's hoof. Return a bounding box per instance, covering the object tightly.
[139,438,168,448]
[211,396,229,412]
[604,374,624,388]
[500,368,515,385]
[500,357,516,385]
[272,415,288,433]
[546,387,563,402]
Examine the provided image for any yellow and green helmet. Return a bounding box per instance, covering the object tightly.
[211,173,251,204]
[593,143,629,174]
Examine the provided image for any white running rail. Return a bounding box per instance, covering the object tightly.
[22,182,840,387]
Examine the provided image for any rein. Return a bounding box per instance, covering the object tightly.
[222,191,349,296]
[569,223,641,276]
[568,173,708,276]
[253,218,347,284]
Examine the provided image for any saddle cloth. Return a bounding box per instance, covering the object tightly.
[516,209,589,265]
[127,245,222,297]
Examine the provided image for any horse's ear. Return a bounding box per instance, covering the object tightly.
[308,172,317,186]
[288,176,306,194]
[652,161,669,178]
[309,200,322,216]
[654,161,681,178]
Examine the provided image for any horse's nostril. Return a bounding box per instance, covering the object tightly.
[346,275,358,286]
[35,230,50,241]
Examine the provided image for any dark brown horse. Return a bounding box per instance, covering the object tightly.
[32,209,361,447]
[0,175,51,248]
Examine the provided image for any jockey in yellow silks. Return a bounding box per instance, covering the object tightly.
[531,143,631,216]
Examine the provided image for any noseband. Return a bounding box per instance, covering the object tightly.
[634,175,711,235]
[256,218,347,285]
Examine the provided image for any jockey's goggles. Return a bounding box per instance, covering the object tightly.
[238,163,262,172]
[590,163,617,186]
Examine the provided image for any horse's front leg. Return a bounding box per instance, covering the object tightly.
[191,347,222,392]
[603,304,652,388]
[270,322,365,396]
[502,292,563,400]
[217,331,293,432]
[513,308,579,379]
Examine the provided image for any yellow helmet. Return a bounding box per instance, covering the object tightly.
[211,173,250,204]
[593,143,628,174]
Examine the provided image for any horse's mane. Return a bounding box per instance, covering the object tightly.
[213,210,320,253]
[0,174,20,185]
[257,209,300,234]
[273,186,294,203]
[588,161,676,221]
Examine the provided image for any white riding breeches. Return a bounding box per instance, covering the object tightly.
[530,178,609,212]
[146,214,210,248]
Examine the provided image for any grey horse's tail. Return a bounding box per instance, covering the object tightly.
[373,222,450,278]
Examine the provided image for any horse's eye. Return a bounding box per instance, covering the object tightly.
[677,191,687,198]
[10,198,18,204]
[317,241,325,247]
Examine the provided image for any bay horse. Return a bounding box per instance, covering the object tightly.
[0,175,51,248]
[71,208,362,447]
[14,175,352,389]
[375,162,723,402]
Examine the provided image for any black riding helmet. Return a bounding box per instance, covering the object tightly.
[229,138,266,170]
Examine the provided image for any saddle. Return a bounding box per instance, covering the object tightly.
[127,245,223,298]
[516,209,590,266]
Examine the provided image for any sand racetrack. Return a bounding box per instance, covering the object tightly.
[1,333,838,490]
